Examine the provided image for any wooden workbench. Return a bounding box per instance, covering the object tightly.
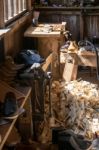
[62,51,97,81]
[24,25,62,38]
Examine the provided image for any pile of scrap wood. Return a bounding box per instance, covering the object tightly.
[37,80,99,144]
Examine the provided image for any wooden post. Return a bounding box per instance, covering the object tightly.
[0,0,5,28]
[80,10,84,40]
[63,53,78,81]
[27,0,32,11]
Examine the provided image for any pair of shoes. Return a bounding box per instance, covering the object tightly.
[2,92,18,117]
[0,92,23,119]
[2,108,25,119]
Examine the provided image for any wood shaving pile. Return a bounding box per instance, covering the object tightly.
[37,80,99,144]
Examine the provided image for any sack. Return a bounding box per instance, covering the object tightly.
[17,50,45,67]
[3,92,18,116]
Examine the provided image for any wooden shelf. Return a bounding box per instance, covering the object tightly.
[0,81,31,150]
[0,29,10,38]
[34,6,99,11]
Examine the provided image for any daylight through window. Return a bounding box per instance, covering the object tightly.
[4,0,27,23]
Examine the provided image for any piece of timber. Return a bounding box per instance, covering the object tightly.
[63,53,78,82]
[41,53,52,72]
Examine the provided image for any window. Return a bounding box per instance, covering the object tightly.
[4,0,28,23]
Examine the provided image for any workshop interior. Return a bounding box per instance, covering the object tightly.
[0,0,99,150]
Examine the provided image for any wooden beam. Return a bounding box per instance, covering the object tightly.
[80,11,84,40]
[42,53,52,72]
[27,0,32,11]
[0,0,5,28]
[63,53,78,81]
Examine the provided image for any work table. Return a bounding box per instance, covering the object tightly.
[24,23,64,38]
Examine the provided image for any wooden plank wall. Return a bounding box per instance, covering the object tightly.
[4,14,32,57]
[84,15,99,39]
[38,10,99,41]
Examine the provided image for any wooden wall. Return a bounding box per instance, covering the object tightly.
[84,14,99,39]
[4,13,32,57]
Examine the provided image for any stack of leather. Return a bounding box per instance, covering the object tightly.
[0,56,24,84]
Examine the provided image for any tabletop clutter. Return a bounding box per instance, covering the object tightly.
[60,39,98,53]
[31,23,66,33]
